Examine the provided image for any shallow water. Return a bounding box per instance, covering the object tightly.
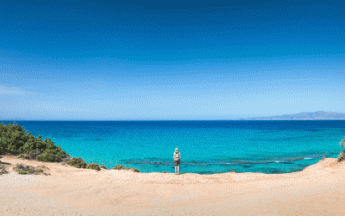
[4,120,345,174]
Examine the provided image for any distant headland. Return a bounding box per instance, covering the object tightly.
[246,111,345,120]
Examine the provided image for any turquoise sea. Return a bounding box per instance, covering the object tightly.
[4,121,345,174]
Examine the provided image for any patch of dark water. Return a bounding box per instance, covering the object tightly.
[121,153,331,167]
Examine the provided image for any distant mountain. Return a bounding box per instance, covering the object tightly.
[247,111,345,120]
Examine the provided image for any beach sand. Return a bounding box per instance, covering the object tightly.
[1,155,345,216]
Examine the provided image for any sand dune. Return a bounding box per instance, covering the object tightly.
[1,155,345,215]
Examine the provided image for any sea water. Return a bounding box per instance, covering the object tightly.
[4,121,345,174]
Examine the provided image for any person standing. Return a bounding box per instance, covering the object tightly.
[174,148,181,175]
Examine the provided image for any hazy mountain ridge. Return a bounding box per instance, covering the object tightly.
[248,111,345,120]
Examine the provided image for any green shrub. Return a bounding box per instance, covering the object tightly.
[86,163,101,171]
[338,151,345,162]
[61,158,71,165]
[18,154,30,160]
[0,123,26,155]
[0,123,67,159]
[17,151,42,160]
[14,164,27,171]
[131,168,139,172]
[100,165,107,169]
[341,137,345,148]
[27,150,41,159]
[14,164,43,175]
[18,170,27,175]
[67,158,87,168]
[113,165,138,172]
[37,153,62,162]
[113,165,125,170]
[0,165,7,175]
[338,137,345,163]
[14,164,32,174]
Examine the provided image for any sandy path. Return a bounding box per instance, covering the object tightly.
[1,156,345,215]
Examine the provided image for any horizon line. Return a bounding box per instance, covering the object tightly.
[2,119,345,122]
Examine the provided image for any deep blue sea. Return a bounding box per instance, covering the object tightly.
[4,121,345,174]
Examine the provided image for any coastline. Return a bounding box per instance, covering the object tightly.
[1,155,345,215]
[2,120,344,174]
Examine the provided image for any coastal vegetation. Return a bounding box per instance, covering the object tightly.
[14,164,45,175]
[0,122,139,172]
[131,168,139,172]
[66,158,87,168]
[37,153,63,162]
[0,164,7,175]
[338,137,345,162]
[0,123,67,161]
[113,165,139,172]
[86,163,101,171]
[113,165,126,170]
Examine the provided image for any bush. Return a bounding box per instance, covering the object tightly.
[14,164,34,174]
[338,137,345,163]
[341,137,345,148]
[113,165,125,170]
[37,153,62,162]
[0,123,67,160]
[18,170,27,175]
[100,165,107,169]
[86,163,101,171]
[0,123,66,155]
[27,150,41,159]
[17,152,42,160]
[0,123,26,155]
[0,165,7,175]
[61,158,71,165]
[131,168,139,172]
[67,158,87,168]
[18,154,30,160]
[113,165,139,172]
[338,151,345,162]
[17,151,42,160]
[14,164,43,175]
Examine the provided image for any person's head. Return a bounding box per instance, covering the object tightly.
[175,148,178,152]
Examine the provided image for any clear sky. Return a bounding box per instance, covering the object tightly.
[1,0,344,120]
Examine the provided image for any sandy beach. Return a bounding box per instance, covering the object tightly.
[1,155,345,216]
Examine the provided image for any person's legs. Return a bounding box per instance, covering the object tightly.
[175,165,177,174]
[177,164,179,174]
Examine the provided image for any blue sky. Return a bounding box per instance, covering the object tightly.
[1,0,344,120]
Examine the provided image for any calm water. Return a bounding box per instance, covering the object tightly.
[4,121,345,174]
